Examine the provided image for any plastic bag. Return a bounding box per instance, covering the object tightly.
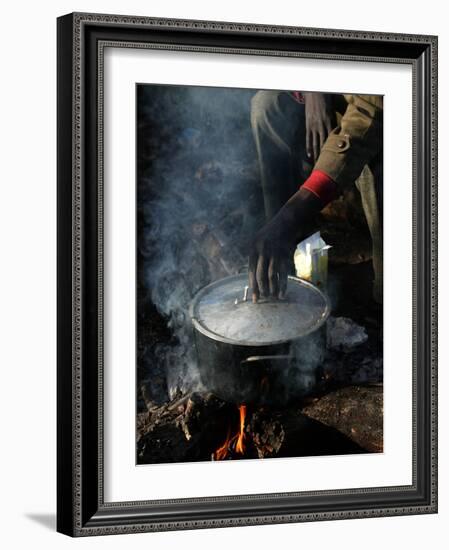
[294,231,331,289]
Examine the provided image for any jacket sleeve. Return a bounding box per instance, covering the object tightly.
[314,94,383,190]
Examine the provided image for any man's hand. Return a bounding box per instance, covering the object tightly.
[303,93,335,163]
[248,187,323,302]
[248,214,296,302]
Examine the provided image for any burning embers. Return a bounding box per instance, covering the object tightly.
[212,405,247,460]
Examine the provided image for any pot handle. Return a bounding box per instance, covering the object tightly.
[241,355,293,367]
[234,285,249,305]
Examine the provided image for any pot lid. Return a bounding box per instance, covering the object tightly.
[189,274,330,346]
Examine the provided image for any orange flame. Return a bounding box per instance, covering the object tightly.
[235,405,246,454]
[213,405,247,460]
[214,427,232,461]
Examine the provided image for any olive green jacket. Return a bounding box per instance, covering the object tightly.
[315,94,383,188]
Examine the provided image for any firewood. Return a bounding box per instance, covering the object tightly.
[137,385,381,465]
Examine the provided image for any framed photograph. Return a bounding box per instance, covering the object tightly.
[57,12,438,536]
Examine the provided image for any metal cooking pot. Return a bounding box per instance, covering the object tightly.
[189,274,330,406]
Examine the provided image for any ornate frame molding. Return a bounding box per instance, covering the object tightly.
[57,12,437,536]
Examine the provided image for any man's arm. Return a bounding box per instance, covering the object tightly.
[314,94,383,188]
[248,94,383,301]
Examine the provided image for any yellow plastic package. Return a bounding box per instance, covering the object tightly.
[294,231,331,289]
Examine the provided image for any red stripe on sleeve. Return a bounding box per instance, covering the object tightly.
[291,91,305,103]
[301,169,337,206]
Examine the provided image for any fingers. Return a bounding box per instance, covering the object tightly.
[306,128,312,160]
[248,251,259,303]
[278,259,289,299]
[268,257,279,297]
[313,128,325,163]
[308,123,330,163]
[318,128,326,159]
[256,255,269,298]
[251,255,288,301]
[312,131,318,163]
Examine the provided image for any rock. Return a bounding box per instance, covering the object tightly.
[327,316,369,351]
[301,385,383,453]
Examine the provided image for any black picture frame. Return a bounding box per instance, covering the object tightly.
[57,12,438,536]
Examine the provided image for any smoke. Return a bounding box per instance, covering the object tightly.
[136,85,382,410]
[137,84,262,401]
